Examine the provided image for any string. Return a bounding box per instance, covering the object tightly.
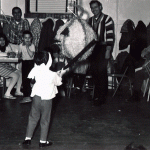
[0,9,10,24]
[67,6,77,18]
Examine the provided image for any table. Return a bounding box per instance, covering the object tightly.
[0,57,19,97]
[0,57,19,63]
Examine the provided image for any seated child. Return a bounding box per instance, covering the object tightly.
[0,33,22,99]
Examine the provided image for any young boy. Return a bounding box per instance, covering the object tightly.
[51,44,68,97]
[19,30,35,103]
[22,51,65,148]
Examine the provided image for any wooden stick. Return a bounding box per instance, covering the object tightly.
[63,39,96,69]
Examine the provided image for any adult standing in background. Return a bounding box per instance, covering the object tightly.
[3,7,30,45]
[88,0,115,106]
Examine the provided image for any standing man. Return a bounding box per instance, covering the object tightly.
[88,0,115,106]
[3,7,30,45]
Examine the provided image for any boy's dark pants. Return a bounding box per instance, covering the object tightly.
[26,95,52,141]
[22,60,34,97]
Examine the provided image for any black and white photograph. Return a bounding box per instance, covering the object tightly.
[0,0,150,149]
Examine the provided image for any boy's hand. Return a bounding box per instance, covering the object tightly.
[26,42,32,48]
[57,68,66,77]
[57,70,61,77]
[17,53,22,59]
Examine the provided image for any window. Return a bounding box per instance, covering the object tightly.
[25,0,78,19]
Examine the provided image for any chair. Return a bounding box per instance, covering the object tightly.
[66,75,74,98]
[108,59,133,97]
[66,73,95,99]
[142,61,150,102]
[82,75,95,99]
[0,76,6,98]
[142,78,149,97]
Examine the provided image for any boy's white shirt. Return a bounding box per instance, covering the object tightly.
[28,53,62,100]
[19,43,35,60]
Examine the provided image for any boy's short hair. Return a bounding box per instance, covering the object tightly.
[12,7,22,14]
[34,51,49,66]
[89,0,102,7]
[23,30,33,38]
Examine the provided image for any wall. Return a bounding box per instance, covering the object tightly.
[1,0,150,58]
[81,0,150,58]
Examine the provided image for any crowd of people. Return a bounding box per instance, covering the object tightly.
[1,0,150,148]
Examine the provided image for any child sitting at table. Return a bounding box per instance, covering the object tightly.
[0,33,22,99]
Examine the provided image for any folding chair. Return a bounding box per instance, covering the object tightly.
[82,74,95,99]
[108,66,133,97]
[0,76,6,98]
[142,60,150,102]
[108,52,134,98]
[142,78,149,97]
[66,75,74,98]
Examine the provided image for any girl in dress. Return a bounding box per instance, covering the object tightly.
[0,33,22,99]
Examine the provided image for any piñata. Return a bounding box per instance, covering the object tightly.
[55,18,97,61]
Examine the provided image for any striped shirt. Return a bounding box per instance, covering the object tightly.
[88,13,115,47]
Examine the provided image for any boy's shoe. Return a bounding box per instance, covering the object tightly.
[15,92,24,96]
[20,97,32,103]
[39,141,53,148]
[22,140,31,145]
[3,94,16,99]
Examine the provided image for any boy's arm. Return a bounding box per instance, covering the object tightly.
[54,73,62,86]
[57,68,67,77]
[17,45,22,59]
[26,44,35,58]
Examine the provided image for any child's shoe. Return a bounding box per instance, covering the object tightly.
[22,140,31,145]
[39,141,53,148]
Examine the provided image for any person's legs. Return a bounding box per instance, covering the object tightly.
[15,70,22,94]
[4,71,19,97]
[92,60,108,103]
[73,73,80,89]
[40,100,52,141]
[21,60,34,103]
[90,45,108,105]
[73,73,86,91]
[25,95,41,138]
[22,60,34,97]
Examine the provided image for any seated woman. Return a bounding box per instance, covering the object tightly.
[0,33,22,99]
